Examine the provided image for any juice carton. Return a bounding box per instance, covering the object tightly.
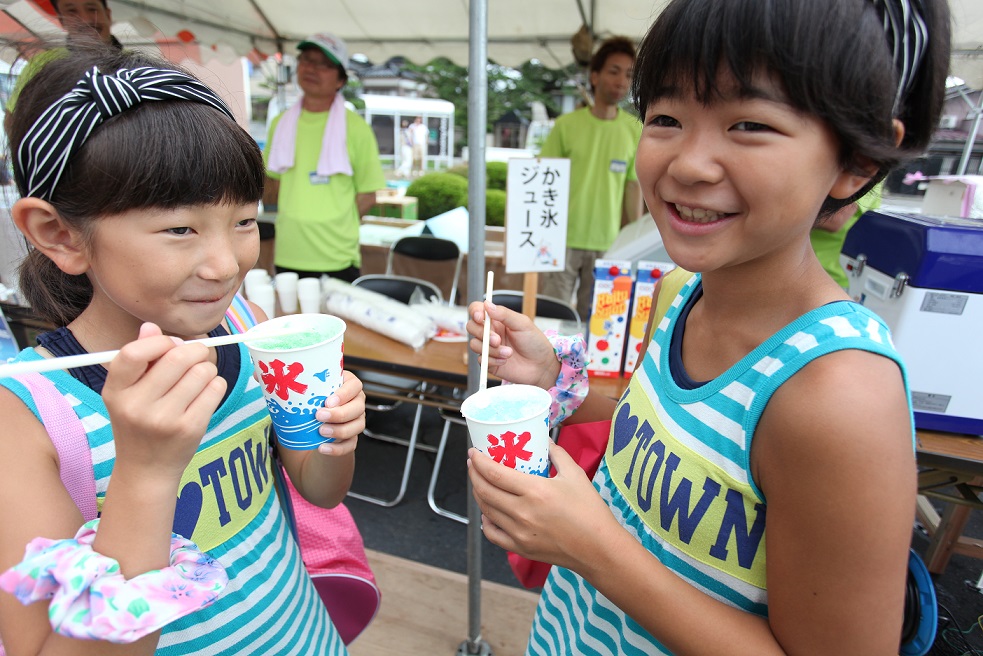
[587,259,634,378]
[623,261,676,375]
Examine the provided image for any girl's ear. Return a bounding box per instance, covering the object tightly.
[830,119,905,200]
[829,167,876,202]
[11,198,90,275]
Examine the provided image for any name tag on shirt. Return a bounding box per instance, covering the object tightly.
[309,172,331,185]
[609,159,627,174]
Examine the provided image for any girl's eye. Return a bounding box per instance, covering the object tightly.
[166,227,192,235]
[238,218,257,228]
[647,114,679,128]
[732,121,771,132]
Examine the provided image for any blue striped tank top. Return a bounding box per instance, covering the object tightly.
[527,270,912,655]
[2,343,347,654]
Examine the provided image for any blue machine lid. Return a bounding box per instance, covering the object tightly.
[841,211,983,293]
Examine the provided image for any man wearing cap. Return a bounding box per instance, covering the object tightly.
[5,0,122,128]
[263,33,385,283]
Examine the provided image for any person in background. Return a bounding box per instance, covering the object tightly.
[410,116,428,176]
[811,182,884,289]
[465,0,950,652]
[0,47,363,654]
[397,119,414,178]
[263,33,385,283]
[4,0,121,130]
[538,35,644,319]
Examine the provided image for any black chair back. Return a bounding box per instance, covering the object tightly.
[352,274,442,305]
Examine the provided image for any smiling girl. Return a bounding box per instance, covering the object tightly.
[0,48,363,655]
[464,0,951,653]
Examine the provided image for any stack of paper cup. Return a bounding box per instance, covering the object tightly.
[244,269,271,299]
[248,284,276,319]
[297,277,322,313]
[275,271,299,314]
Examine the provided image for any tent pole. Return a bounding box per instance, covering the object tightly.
[955,90,982,175]
[461,0,491,652]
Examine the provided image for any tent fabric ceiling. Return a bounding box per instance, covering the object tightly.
[0,0,978,85]
[1,0,975,70]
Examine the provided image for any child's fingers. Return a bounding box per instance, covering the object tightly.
[468,447,532,498]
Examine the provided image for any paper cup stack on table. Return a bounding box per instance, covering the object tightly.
[461,384,553,476]
[322,278,435,349]
[245,314,346,450]
[274,271,299,314]
[244,268,270,297]
[297,278,322,313]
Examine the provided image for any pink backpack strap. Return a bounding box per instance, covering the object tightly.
[15,372,98,522]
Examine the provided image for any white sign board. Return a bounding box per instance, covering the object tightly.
[505,158,570,273]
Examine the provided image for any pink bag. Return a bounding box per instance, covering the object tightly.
[279,474,381,645]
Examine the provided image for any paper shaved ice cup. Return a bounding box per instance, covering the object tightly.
[461,384,552,476]
[245,314,346,450]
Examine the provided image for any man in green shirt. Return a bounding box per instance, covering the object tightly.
[538,36,643,318]
[263,33,385,282]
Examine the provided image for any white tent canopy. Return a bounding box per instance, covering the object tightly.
[1,0,979,75]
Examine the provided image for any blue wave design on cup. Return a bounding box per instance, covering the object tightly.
[266,395,332,449]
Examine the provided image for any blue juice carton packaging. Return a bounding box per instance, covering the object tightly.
[623,261,676,375]
[586,259,634,378]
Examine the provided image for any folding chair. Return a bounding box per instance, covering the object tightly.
[347,274,443,508]
[426,291,580,523]
[386,235,463,305]
[490,290,582,330]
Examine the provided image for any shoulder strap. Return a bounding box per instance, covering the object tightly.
[227,293,297,535]
[14,372,98,522]
[636,268,694,372]
[225,292,258,333]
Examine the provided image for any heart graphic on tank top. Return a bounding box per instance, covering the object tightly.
[611,402,638,456]
[173,481,203,539]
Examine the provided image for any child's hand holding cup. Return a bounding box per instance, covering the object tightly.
[461,384,552,476]
[245,313,346,450]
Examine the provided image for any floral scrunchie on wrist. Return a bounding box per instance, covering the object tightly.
[542,329,589,427]
[0,519,227,643]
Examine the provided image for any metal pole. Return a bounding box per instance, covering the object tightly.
[955,93,982,176]
[459,0,491,652]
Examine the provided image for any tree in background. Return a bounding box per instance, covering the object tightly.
[405,57,576,151]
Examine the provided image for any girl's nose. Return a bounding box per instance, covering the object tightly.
[199,243,240,282]
[665,132,725,187]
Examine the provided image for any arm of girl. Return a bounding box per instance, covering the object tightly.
[0,323,226,656]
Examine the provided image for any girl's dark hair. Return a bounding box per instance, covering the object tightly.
[632,0,951,210]
[8,46,264,326]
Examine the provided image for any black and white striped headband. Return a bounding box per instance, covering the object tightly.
[871,0,929,115]
[18,65,236,202]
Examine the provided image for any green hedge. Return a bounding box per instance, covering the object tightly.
[405,173,468,220]
[447,161,508,191]
[485,189,507,227]
[434,162,509,226]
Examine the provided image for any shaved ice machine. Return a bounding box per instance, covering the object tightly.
[840,210,983,435]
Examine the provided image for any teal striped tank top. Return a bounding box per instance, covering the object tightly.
[2,340,347,654]
[527,271,912,655]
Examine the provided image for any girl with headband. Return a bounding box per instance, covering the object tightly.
[465,0,951,653]
[0,48,363,654]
